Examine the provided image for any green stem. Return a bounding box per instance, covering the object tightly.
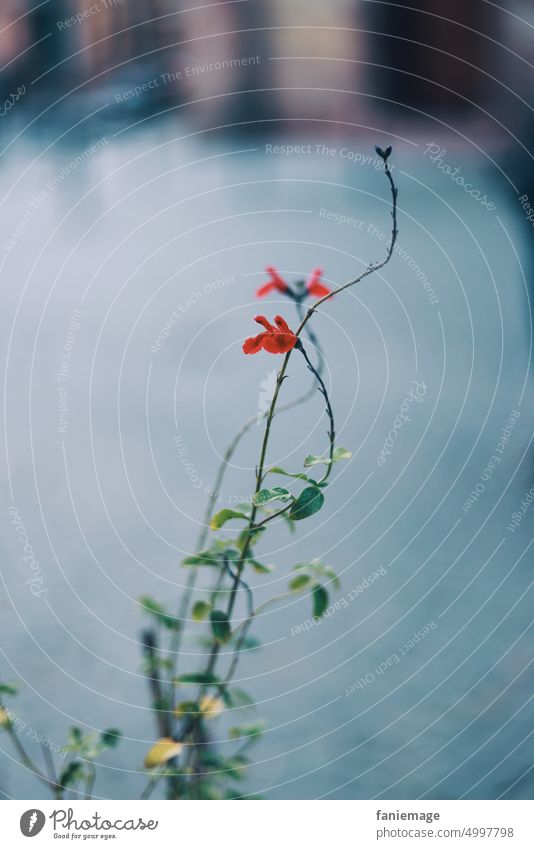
[2,709,58,795]
[175,154,398,789]
[166,300,326,686]
[203,154,398,678]
[296,341,336,484]
[84,763,96,800]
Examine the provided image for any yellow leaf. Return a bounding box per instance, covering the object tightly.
[173,700,198,719]
[144,737,183,769]
[199,696,224,719]
[0,708,9,726]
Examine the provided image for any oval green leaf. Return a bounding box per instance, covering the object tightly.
[304,447,352,467]
[209,610,232,643]
[210,509,250,531]
[192,600,211,622]
[253,487,291,506]
[289,486,324,521]
[312,585,329,618]
[289,574,312,592]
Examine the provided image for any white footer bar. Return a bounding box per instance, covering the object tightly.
[2,799,532,847]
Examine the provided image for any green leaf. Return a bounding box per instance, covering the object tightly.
[332,446,353,462]
[224,787,262,799]
[293,560,340,590]
[289,574,312,592]
[59,761,85,789]
[222,757,248,781]
[238,526,266,547]
[281,512,296,533]
[192,600,211,622]
[226,688,256,710]
[210,509,250,531]
[253,487,291,506]
[229,723,265,741]
[224,547,241,564]
[181,550,220,567]
[224,788,244,800]
[200,751,248,781]
[312,585,329,618]
[239,636,261,652]
[304,446,352,467]
[195,781,223,800]
[139,596,177,630]
[268,466,317,484]
[175,672,220,686]
[174,700,200,718]
[68,727,84,746]
[230,753,250,768]
[101,728,121,749]
[0,682,18,697]
[209,610,232,644]
[289,486,324,521]
[247,558,274,574]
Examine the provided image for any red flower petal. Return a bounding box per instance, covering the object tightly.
[266,267,289,291]
[307,268,331,298]
[262,333,297,354]
[243,332,267,354]
[307,267,323,286]
[244,314,297,355]
[256,281,279,297]
[308,280,332,297]
[254,315,277,332]
[274,315,292,334]
[256,268,289,298]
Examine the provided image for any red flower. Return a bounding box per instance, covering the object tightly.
[306,268,331,298]
[243,315,298,355]
[256,267,290,298]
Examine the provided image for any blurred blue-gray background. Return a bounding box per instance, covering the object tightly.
[0,0,533,800]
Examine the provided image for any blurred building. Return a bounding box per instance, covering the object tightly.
[0,0,529,151]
